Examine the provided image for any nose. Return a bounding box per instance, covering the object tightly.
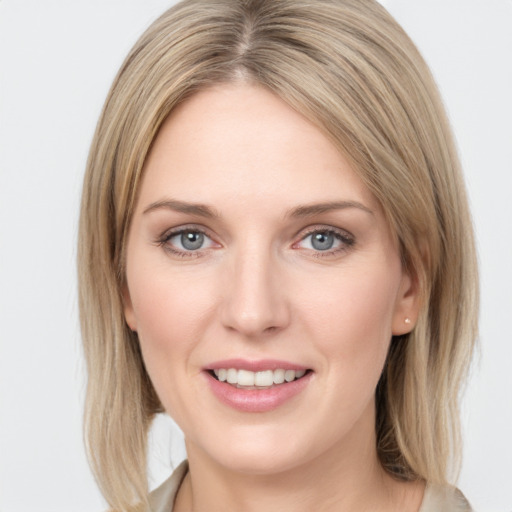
[220,245,290,338]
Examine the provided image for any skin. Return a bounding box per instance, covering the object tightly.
[124,83,423,511]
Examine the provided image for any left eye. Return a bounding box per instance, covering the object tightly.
[167,230,214,251]
[297,230,350,252]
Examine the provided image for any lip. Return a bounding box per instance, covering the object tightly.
[205,358,309,372]
[203,360,313,413]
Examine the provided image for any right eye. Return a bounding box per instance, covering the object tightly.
[171,230,207,251]
[160,227,218,257]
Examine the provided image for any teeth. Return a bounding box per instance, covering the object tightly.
[238,369,255,386]
[284,370,295,382]
[212,368,307,387]
[273,369,285,384]
[254,370,273,386]
[226,368,238,384]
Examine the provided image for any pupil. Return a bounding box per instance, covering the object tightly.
[181,231,204,250]
[311,232,334,250]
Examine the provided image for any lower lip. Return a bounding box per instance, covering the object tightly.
[204,371,312,413]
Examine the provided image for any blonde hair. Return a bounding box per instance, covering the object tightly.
[78,0,478,510]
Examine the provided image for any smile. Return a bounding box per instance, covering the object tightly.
[204,361,313,413]
[211,368,307,388]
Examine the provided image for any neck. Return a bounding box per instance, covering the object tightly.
[174,404,424,512]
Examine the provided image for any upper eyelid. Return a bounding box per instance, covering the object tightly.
[295,224,354,240]
[160,224,213,240]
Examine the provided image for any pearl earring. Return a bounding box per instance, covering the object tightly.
[404,318,411,324]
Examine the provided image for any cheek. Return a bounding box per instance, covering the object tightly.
[126,262,217,390]
[300,262,400,370]
[133,281,203,341]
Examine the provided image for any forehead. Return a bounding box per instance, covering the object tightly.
[137,83,378,214]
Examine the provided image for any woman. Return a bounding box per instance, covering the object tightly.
[78,0,478,510]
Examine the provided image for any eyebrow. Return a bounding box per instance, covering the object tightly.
[142,199,373,219]
[286,201,374,218]
[143,199,219,218]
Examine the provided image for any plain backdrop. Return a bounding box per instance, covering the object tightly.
[0,1,511,511]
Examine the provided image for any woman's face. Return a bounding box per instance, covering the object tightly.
[124,84,417,474]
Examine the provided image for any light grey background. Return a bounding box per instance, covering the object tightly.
[0,1,511,511]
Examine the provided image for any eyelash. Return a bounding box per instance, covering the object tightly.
[294,227,355,258]
[157,225,214,259]
[156,225,355,259]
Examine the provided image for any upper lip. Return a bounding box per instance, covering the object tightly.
[205,359,309,372]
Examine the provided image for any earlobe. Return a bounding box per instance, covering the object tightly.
[391,270,421,335]
[122,285,138,332]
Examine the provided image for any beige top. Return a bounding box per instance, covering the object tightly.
[149,460,473,512]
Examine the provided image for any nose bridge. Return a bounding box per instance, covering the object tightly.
[221,237,289,337]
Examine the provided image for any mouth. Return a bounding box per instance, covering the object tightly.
[208,368,311,389]
[204,359,314,412]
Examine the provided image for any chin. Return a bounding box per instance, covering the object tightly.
[216,447,308,476]
[188,423,320,476]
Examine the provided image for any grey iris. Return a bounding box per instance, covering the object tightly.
[181,231,204,250]
[311,232,334,250]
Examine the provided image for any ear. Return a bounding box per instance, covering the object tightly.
[391,267,421,336]
[122,285,138,332]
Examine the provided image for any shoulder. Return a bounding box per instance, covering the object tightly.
[149,460,189,512]
[420,482,474,512]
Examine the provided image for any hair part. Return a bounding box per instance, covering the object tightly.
[78,1,478,510]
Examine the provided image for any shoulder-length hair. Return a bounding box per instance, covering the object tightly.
[78,0,478,510]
